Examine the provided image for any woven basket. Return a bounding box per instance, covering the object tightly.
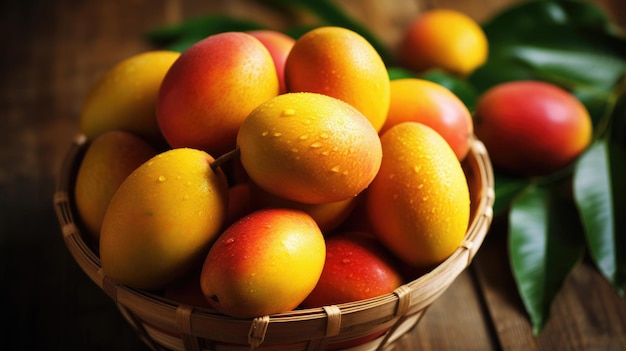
[54,133,494,351]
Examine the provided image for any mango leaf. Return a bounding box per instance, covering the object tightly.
[480,0,619,44]
[492,172,531,215]
[388,66,417,80]
[573,88,617,128]
[471,23,626,91]
[146,15,267,52]
[509,181,586,335]
[573,139,626,295]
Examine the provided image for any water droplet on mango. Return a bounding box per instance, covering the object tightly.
[281,108,295,116]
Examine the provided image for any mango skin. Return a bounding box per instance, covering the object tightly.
[80,51,180,146]
[399,9,488,77]
[237,92,382,205]
[248,30,295,94]
[100,148,229,290]
[157,31,279,157]
[474,80,592,177]
[74,131,157,240]
[285,26,390,131]
[366,122,470,268]
[300,231,403,308]
[382,78,474,161]
[200,208,326,318]
[248,181,358,234]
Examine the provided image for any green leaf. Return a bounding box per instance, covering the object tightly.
[388,66,418,80]
[492,172,531,215]
[573,139,626,295]
[573,88,616,129]
[509,181,586,335]
[146,15,267,52]
[471,24,626,91]
[481,0,618,43]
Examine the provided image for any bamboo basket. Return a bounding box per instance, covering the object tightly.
[54,133,495,351]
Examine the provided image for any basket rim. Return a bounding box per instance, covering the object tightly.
[53,133,495,347]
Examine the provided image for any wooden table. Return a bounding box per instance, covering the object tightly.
[2,0,625,350]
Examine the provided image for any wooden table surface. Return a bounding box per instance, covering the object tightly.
[2,0,625,350]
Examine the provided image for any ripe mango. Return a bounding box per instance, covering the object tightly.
[285,26,390,131]
[100,148,229,290]
[157,32,279,157]
[74,131,157,240]
[366,122,470,268]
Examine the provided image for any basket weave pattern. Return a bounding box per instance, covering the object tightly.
[54,134,495,351]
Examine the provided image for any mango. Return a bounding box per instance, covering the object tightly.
[200,208,326,318]
[382,78,474,161]
[80,51,180,146]
[366,122,470,268]
[285,26,390,131]
[157,31,279,157]
[301,231,402,308]
[474,80,592,176]
[248,30,295,94]
[74,131,157,240]
[237,92,382,204]
[99,148,229,290]
[399,9,488,77]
